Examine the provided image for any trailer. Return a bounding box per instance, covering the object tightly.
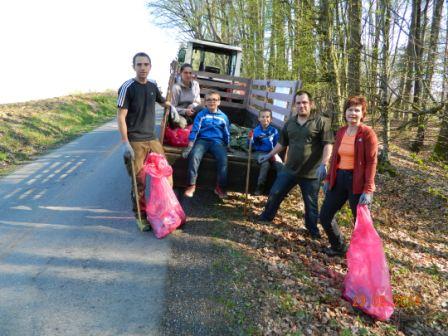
[162,73,301,194]
[162,40,301,193]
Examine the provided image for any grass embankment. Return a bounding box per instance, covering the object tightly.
[165,144,447,336]
[0,92,117,175]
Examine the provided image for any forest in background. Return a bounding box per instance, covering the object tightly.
[146,3,447,335]
[148,0,448,162]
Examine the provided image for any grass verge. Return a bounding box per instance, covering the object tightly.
[0,92,116,175]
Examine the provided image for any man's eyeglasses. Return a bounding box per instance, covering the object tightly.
[206,98,220,102]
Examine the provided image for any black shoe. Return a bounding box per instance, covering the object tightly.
[324,245,347,257]
[257,215,272,223]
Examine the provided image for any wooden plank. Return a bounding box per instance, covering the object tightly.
[243,79,253,106]
[271,117,284,128]
[269,80,298,88]
[272,111,286,123]
[247,105,260,117]
[249,98,290,116]
[252,79,269,86]
[265,102,290,116]
[250,89,267,98]
[267,91,294,103]
[194,71,249,82]
[197,79,248,90]
[249,97,266,109]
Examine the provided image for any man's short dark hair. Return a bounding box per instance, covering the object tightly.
[259,108,272,118]
[133,52,151,66]
[294,89,313,102]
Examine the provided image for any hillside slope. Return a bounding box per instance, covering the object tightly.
[0,92,116,175]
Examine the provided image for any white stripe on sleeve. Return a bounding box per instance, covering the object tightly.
[117,79,134,107]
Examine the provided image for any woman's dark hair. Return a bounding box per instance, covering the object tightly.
[180,63,193,72]
[344,95,367,121]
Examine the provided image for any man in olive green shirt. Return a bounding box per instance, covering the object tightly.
[258,90,334,238]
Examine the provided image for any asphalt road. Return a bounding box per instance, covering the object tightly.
[0,115,171,336]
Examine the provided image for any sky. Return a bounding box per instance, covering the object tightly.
[0,0,179,104]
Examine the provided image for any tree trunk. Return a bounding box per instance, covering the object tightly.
[424,0,444,90]
[291,0,301,81]
[337,1,348,101]
[267,1,277,79]
[204,0,222,42]
[434,3,448,159]
[368,1,380,126]
[400,0,419,119]
[274,2,287,79]
[318,0,344,126]
[412,0,439,152]
[379,0,391,162]
[254,0,265,78]
[442,1,448,102]
[434,106,448,160]
[410,0,426,152]
[347,0,362,96]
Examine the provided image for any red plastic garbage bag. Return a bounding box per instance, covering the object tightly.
[343,204,394,321]
[163,125,192,147]
[144,153,186,238]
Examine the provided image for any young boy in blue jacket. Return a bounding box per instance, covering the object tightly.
[250,109,283,195]
[182,91,230,199]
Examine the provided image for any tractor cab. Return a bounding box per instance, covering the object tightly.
[177,39,242,77]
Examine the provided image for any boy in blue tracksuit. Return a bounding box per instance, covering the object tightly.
[249,109,283,195]
[182,91,230,199]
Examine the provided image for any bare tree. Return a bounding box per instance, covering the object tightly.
[379,0,392,162]
[434,1,448,159]
[412,0,444,152]
[318,0,344,126]
[147,0,448,160]
[347,0,362,96]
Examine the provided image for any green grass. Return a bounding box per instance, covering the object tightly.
[0,92,116,174]
[427,186,448,202]
[277,291,297,314]
[409,152,430,171]
[336,203,354,227]
[377,159,398,176]
[424,263,444,281]
[340,329,354,336]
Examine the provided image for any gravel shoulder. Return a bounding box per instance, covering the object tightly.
[159,190,264,336]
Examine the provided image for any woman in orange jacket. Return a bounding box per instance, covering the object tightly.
[320,95,378,256]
